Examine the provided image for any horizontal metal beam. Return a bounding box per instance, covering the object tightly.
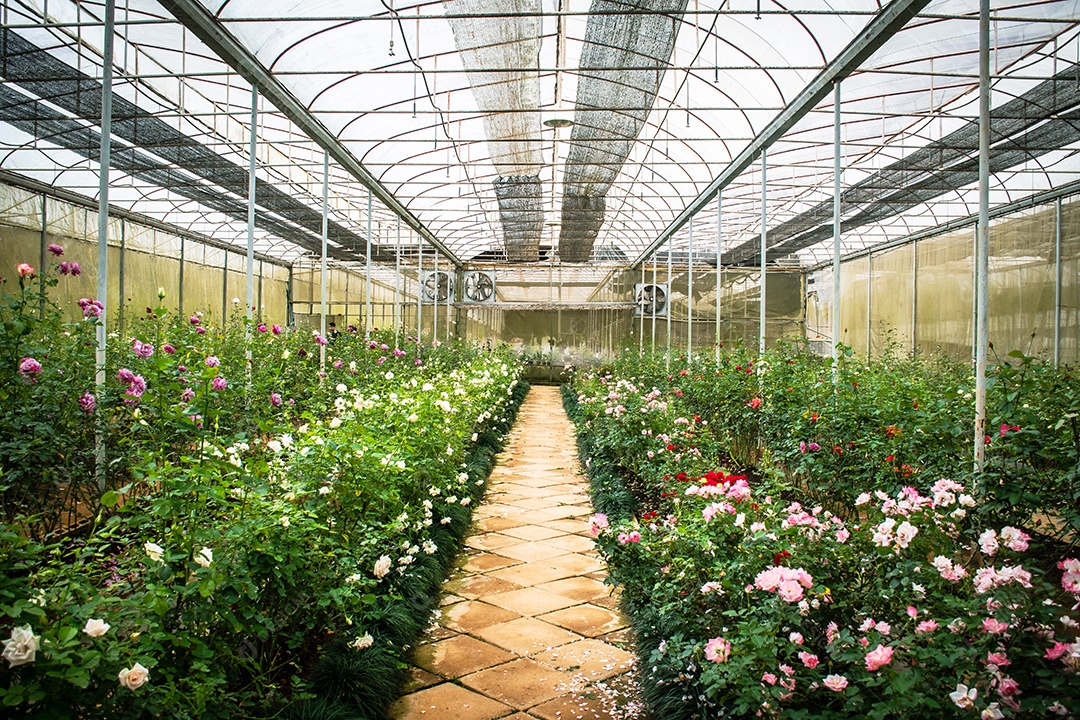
[457,301,636,310]
[631,0,932,268]
[158,0,463,269]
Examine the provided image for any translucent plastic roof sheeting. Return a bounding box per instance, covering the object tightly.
[1,0,1079,271]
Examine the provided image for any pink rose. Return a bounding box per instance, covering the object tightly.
[823,675,848,692]
[17,263,34,278]
[865,644,894,672]
[762,672,777,685]
[777,579,804,603]
[704,636,731,663]
[915,620,938,634]
[1045,642,1068,660]
[982,618,1009,635]
[798,651,819,669]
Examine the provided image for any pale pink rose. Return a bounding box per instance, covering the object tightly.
[798,651,819,669]
[762,672,778,685]
[704,636,731,663]
[982,617,1009,635]
[906,606,918,618]
[916,620,938,634]
[588,513,609,537]
[835,528,850,543]
[777,579,804,603]
[1000,526,1030,552]
[950,684,977,709]
[1045,642,1068,660]
[864,644,894,671]
[789,632,804,645]
[978,529,999,556]
[823,674,848,692]
[984,652,1010,668]
[997,676,1020,697]
[118,662,150,690]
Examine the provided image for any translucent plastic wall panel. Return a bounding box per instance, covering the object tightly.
[869,244,915,358]
[915,230,973,359]
[0,184,41,230]
[0,225,43,283]
[987,207,1056,358]
[261,269,288,325]
[839,255,869,356]
[806,266,834,356]
[122,249,181,321]
[1059,199,1080,365]
[184,252,227,324]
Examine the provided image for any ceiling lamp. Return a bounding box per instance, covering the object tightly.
[543,108,575,128]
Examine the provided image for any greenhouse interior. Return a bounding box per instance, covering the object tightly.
[1,0,1079,717]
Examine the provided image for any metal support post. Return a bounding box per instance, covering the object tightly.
[320,151,328,370]
[395,216,401,349]
[716,189,722,364]
[687,215,694,364]
[974,0,990,472]
[95,0,115,491]
[759,147,767,354]
[832,81,842,363]
[1054,198,1062,367]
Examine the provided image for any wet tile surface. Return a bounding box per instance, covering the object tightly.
[390,387,639,720]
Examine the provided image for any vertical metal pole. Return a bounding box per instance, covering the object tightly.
[320,152,328,370]
[365,190,373,336]
[638,263,644,353]
[687,214,694,364]
[759,147,767,354]
[716,189,722,364]
[972,224,978,364]
[95,0,115,491]
[117,220,126,338]
[1054,198,1062,367]
[666,240,672,370]
[247,87,257,326]
[433,251,439,343]
[395,216,401,349]
[651,258,658,351]
[221,250,229,323]
[974,0,990,472]
[416,239,423,348]
[178,236,185,318]
[832,81,842,362]
[912,240,919,354]
[38,198,47,319]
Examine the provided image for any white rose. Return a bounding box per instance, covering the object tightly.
[144,542,164,562]
[318,485,331,495]
[83,618,111,638]
[349,633,374,650]
[2,625,39,667]
[336,384,348,393]
[195,547,213,568]
[118,662,150,690]
[384,371,394,380]
[373,555,392,578]
[282,349,290,360]
[407,413,419,423]
[280,515,290,528]
[329,417,342,429]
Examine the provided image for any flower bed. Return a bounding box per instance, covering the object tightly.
[0,249,528,718]
[565,348,1080,719]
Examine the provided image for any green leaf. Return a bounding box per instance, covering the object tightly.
[100,490,120,508]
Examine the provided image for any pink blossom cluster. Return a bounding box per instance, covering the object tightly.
[117,368,147,403]
[617,530,641,545]
[978,527,1030,557]
[973,565,1033,594]
[58,261,81,276]
[702,502,736,523]
[871,517,919,550]
[132,339,154,359]
[18,357,42,382]
[704,636,731,663]
[754,566,813,603]
[931,555,969,582]
[78,297,103,318]
[588,513,609,537]
[1060,558,1080,595]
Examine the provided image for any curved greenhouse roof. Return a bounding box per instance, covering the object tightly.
[1,0,1079,268]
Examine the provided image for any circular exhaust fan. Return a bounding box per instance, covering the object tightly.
[463,271,496,303]
[635,283,668,317]
[422,271,453,303]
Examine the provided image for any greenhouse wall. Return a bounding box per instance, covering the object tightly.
[0,182,291,327]
[808,195,1080,364]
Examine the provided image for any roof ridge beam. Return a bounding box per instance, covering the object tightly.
[630,0,932,269]
[159,0,463,269]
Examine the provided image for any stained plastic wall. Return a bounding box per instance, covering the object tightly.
[808,196,1080,364]
[0,183,290,328]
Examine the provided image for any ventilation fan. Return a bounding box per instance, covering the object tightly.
[462,271,496,303]
[421,271,454,303]
[634,283,668,317]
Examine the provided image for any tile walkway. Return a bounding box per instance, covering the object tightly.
[390,386,642,720]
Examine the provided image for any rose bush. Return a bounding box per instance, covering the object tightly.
[0,252,528,718]
[567,348,1080,719]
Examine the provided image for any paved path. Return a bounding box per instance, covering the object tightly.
[390,386,641,720]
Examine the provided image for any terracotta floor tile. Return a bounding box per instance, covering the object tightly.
[441,594,467,607]
[473,517,524,534]
[493,542,569,563]
[402,666,443,693]
[474,617,582,656]
[460,658,581,709]
[487,563,576,587]
[537,605,627,638]
[540,519,593,535]
[532,639,635,682]
[465,533,524,552]
[541,534,598,554]
[388,682,512,720]
[444,574,522,600]
[497,484,561,498]
[414,634,517,678]
[499,524,567,542]
[462,553,521,573]
[535,577,610,604]
[506,496,563,510]
[440,601,522,634]
[483,587,581,616]
[527,691,617,720]
[540,553,605,576]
